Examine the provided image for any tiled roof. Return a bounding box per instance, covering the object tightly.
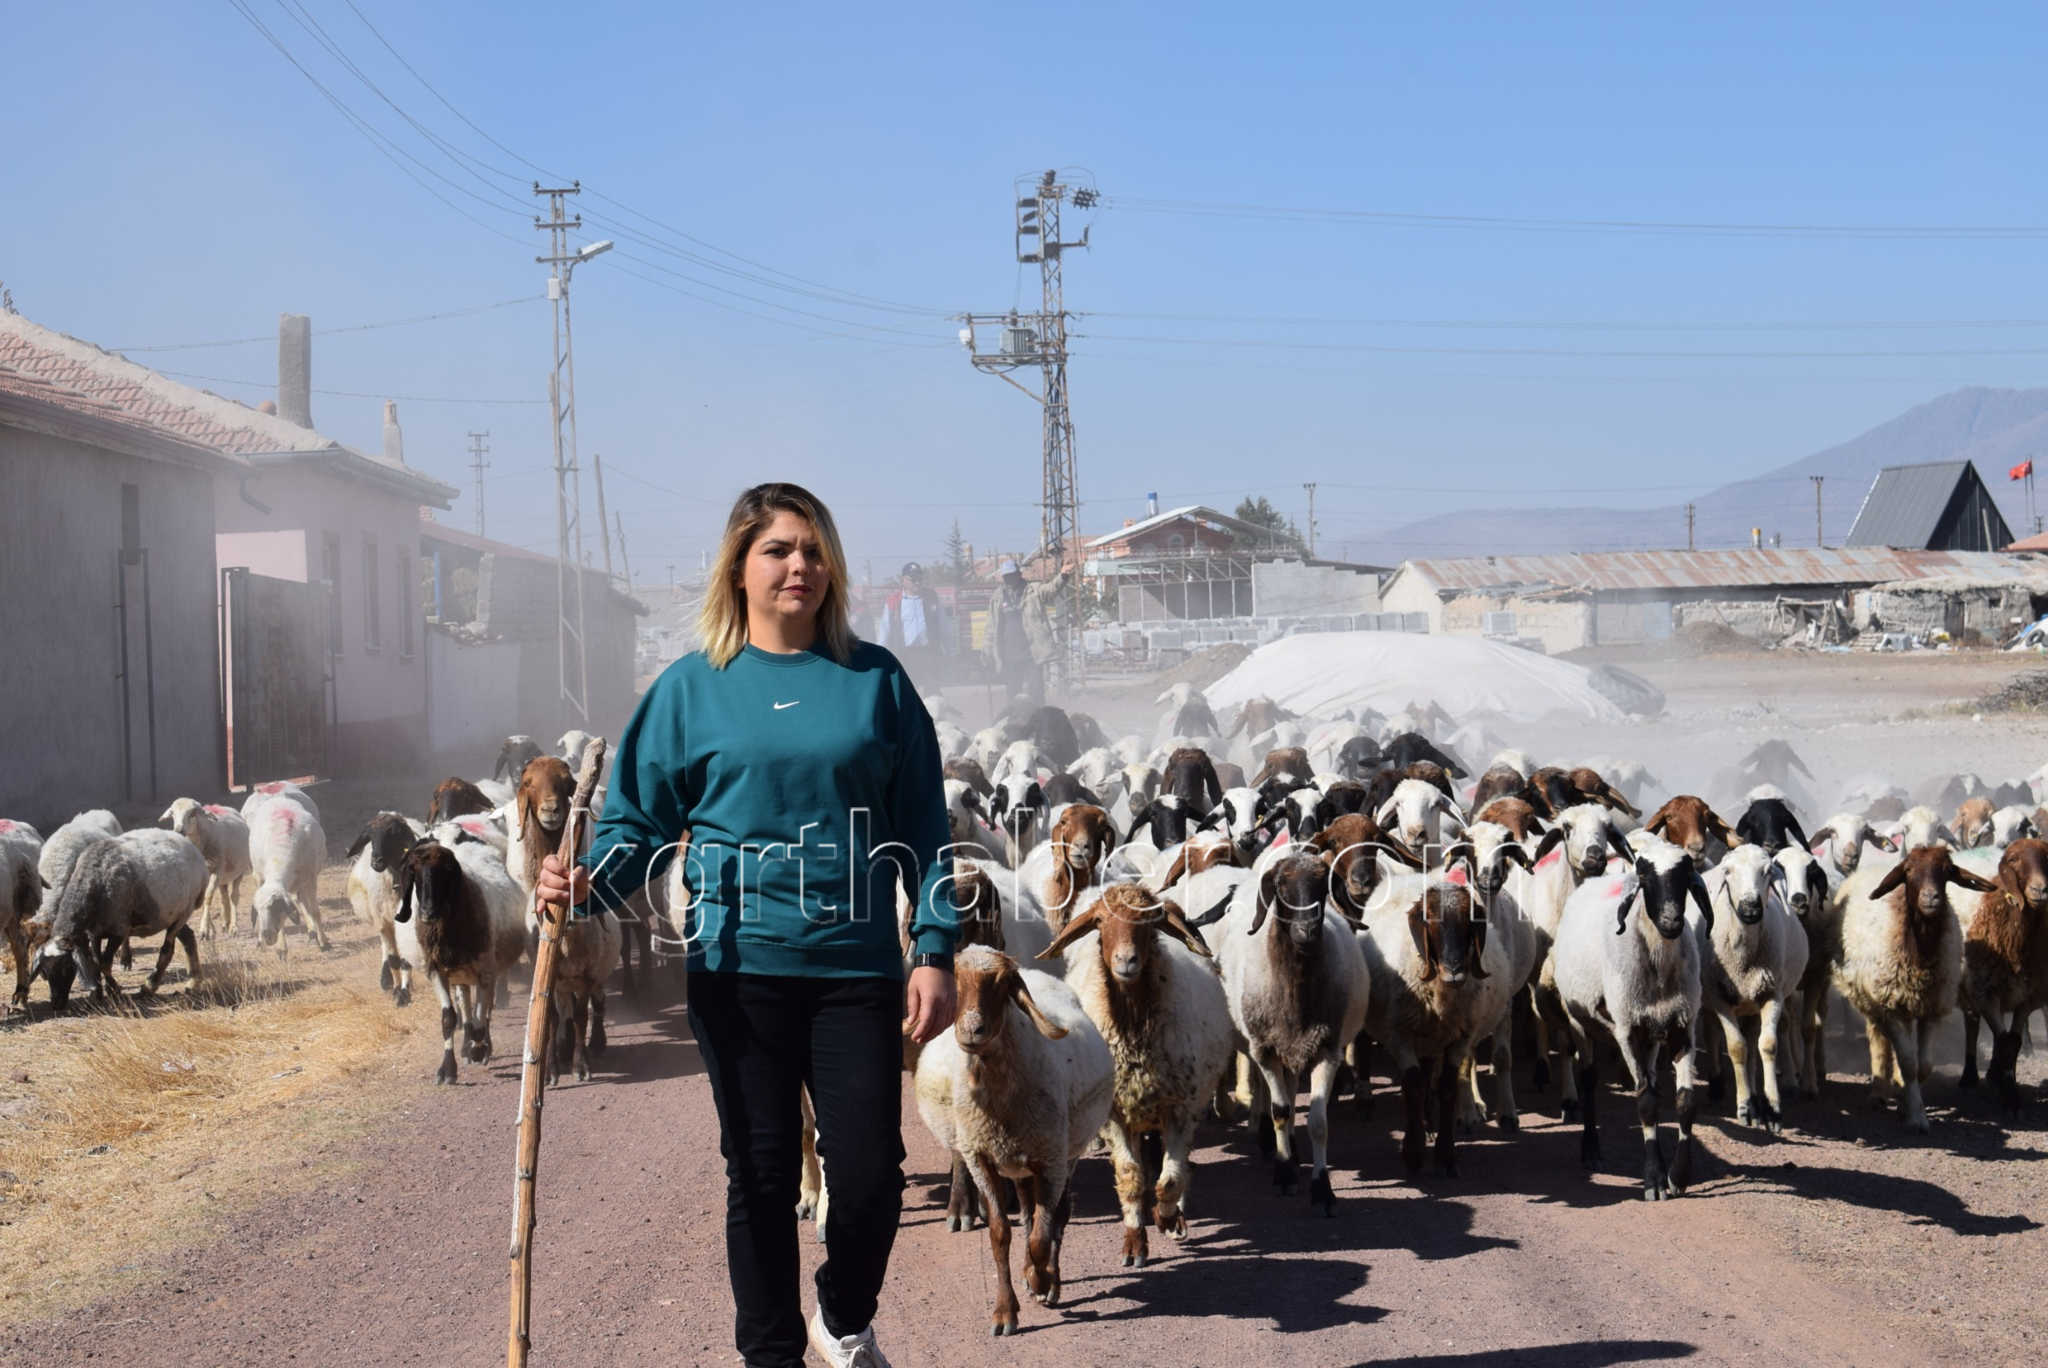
[0,364,241,467]
[0,312,456,503]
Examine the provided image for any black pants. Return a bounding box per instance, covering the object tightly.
[686,971,906,1368]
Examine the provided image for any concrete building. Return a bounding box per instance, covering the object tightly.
[3,311,459,788]
[1081,502,1386,622]
[419,519,644,766]
[0,327,249,827]
[1381,546,2048,652]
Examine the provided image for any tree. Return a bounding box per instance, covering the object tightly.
[937,517,971,585]
[1233,495,1307,555]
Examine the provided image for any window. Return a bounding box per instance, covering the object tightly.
[322,532,343,656]
[397,550,414,658]
[362,536,381,652]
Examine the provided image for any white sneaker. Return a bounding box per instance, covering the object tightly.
[807,1307,892,1368]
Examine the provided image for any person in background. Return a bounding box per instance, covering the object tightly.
[880,560,942,685]
[986,558,1067,705]
[535,482,955,1368]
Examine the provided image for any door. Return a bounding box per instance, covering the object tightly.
[222,567,330,788]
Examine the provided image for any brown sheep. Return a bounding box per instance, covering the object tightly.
[1644,795,1741,868]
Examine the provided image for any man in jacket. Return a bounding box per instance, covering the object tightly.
[986,559,1067,705]
[880,561,944,684]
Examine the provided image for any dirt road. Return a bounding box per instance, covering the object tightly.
[12,976,2043,1368]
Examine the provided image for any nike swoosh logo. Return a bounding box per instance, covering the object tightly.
[773,700,800,710]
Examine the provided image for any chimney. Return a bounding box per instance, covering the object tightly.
[1751,527,1763,549]
[1147,491,1158,516]
[382,400,404,465]
[277,313,312,428]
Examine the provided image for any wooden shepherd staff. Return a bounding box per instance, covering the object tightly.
[509,737,607,1367]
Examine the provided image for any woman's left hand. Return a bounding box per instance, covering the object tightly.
[904,965,956,1044]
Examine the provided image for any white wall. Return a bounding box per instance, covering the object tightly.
[428,633,523,765]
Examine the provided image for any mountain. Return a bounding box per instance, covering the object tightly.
[1352,387,2048,565]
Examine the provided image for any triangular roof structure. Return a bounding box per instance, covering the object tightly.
[1844,460,2012,551]
[1085,503,1291,550]
[0,311,457,506]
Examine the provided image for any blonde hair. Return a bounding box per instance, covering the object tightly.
[697,482,856,668]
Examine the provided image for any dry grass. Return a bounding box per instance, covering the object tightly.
[0,868,440,1322]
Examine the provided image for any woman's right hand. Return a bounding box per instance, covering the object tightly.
[535,854,589,916]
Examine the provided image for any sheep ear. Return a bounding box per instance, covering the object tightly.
[1690,871,1715,929]
[1408,897,1437,981]
[1806,865,1829,909]
[1502,842,1534,871]
[1373,796,1398,828]
[1377,835,1426,871]
[1011,977,1069,1040]
[346,827,372,860]
[1249,867,1279,936]
[1530,828,1566,864]
[1935,824,1959,848]
[1946,863,1998,894]
[1868,863,1908,901]
[1646,802,1673,835]
[1156,897,1212,957]
[1038,905,1101,960]
[1606,823,1636,862]
[394,866,416,924]
[1808,825,1836,848]
[1783,815,1810,853]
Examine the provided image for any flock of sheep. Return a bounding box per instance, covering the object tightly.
[7,677,2048,1341]
[912,682,2048,1334]
[0,729,622,1088]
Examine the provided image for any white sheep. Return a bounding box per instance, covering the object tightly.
[990,739,1044,787]
[250,797,328,954]
[1896,805,1956,851]
[1373,777,1465,853]
[160,798,252,938]
[1520,803,1635,1115]
[1808,812,1893,879]
[346,812,429,1003]
[1039,884,1233,1267]
[27,829,208,1007]
[240,779,318,826]
[1990,805,2037,847]
[913,946,1113,1336]
[1552,839,1710,1199]
[1832,846,1992,1131]
[2,819,44,1011]
[1358,865,1509,1175]
[1694,845,1809,1134]
[1214,851,1371,1215]
[1771,843,1837,1098]
[1452,822,1543,1131]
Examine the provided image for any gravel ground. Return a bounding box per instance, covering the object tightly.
[9,649,2048,1367]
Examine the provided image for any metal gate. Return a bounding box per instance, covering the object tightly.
[222,567,330,789]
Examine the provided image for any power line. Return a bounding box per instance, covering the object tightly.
[109,295,541,352]
[1078,331,2048,360]
[1083,310,2048,332]
[159,367,545,404]
[1104,194,2048,239]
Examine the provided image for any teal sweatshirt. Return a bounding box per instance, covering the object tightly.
[578,640,956,979]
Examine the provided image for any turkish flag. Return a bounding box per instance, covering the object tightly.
[2013,459,2035,482]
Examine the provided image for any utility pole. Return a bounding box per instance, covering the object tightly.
[535,182,612,727]
[591,452,616,580]
[466,431,491,536]
[1810,475,1825,547]
[1302,482,1319,558]
[1685,503,1696,551]
[614,512,633,594]
[960,169,1099,691]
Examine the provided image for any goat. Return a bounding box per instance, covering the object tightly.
[1552,840,1711,1199]
[1833,846,1994,1131]
[912,947,1112,1335]
[507,756,577,933]
[1040,885,1232,1267]
[1215,852,1371,1214]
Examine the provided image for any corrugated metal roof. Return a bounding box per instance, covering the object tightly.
[1394,546,2048,595]
[1844,461,1977,548]
[1085,503,1279,549]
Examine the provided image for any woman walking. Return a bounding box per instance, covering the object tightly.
[536,482,957,1368]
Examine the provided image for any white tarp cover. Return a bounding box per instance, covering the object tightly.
[1206,632,1627,724]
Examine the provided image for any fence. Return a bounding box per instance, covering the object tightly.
[1083,611,1428,669]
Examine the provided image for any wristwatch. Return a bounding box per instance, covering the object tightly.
[910,951,954,974]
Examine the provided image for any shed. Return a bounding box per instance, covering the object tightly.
[1845,460,2013,552]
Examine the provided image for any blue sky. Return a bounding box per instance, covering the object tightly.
[10,2,2048,573]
